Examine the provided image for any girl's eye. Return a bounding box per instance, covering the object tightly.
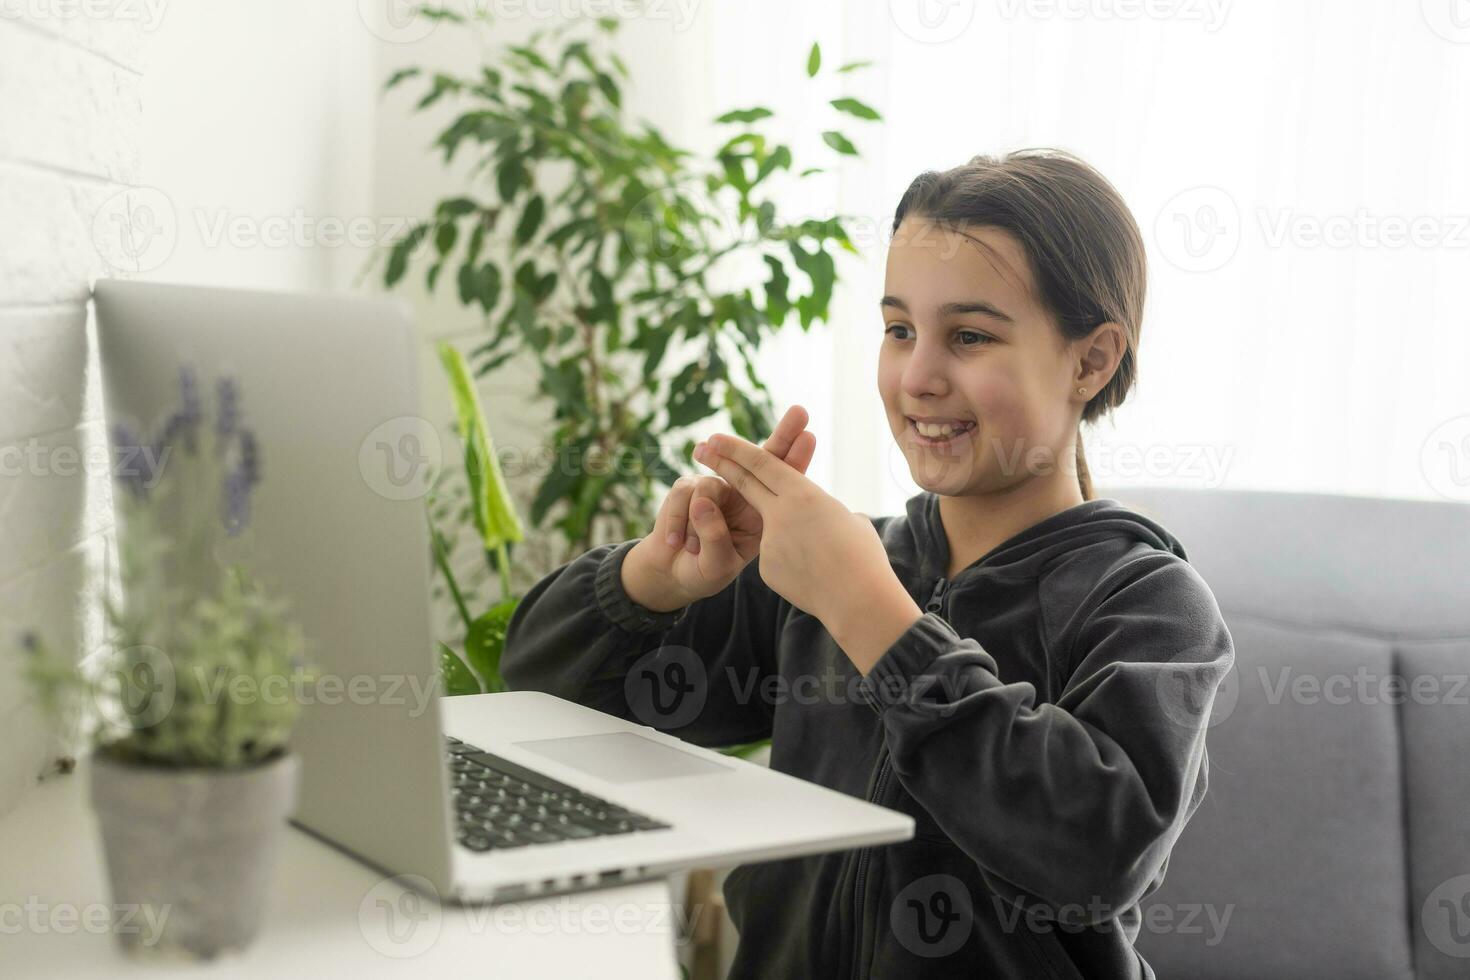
[884,323,994,347]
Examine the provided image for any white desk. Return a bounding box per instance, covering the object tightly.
[0,757,683,978]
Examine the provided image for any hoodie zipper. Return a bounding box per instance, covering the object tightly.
[849,575,949,980]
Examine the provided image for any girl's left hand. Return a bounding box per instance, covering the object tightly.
[691,433,902,635]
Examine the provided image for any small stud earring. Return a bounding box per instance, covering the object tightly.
[1076,387,1086,394]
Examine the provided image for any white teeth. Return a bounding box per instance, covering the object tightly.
[914,420,972,438]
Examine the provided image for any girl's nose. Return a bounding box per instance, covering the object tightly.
[900,340,950,400]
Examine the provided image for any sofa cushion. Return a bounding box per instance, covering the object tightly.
[1133,614,1414,980]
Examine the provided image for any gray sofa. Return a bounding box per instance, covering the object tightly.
[1101,486,1470,980]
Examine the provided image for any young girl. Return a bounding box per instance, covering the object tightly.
[502,148,1234,979]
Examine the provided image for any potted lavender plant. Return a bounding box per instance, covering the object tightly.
[15,365,314,960]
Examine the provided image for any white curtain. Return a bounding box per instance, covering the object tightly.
[700,0,1470,515]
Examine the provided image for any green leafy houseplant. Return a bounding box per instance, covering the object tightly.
[382,14,880,568]
[12,366,314,959]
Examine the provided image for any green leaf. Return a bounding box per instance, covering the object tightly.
[463,598,519,693]
[384,67,421,92]
[714,107,774,124]
[436,197,479,219]
[530,437,592,525]
[439,644,482,697]
[417,73,463,110]
[821,130,858,155]
[514,194,545,245]
[594,71,621,108]
[437,341,525,550]
[763,255,790,325]
[434,221,458,256]
[829,97,881,121]
[806,42,821,77]
[508,45,553,74]
[754,145,792,185]
[459,261,501,312]
[384,223,429,288]
[464,220,486,267]
[836,60,873,73]
[497,157,527,202]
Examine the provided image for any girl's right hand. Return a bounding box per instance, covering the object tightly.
[622,405,816,611]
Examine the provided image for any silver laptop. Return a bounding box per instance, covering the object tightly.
[94,279,913,904]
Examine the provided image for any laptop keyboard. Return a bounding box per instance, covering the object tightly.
[445,736,672,853]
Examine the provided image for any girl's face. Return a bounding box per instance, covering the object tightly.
[878,217,1089,497]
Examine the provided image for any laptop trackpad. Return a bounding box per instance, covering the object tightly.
[512,732,732,784]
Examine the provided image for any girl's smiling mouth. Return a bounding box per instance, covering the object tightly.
[906,415,977,449]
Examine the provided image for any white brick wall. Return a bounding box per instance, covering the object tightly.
[0,12,142,816]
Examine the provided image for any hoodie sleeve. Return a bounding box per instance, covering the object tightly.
[856,550,1234,923]
[500,538,781,748]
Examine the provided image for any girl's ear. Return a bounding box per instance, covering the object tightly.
[1074,321,1127,394]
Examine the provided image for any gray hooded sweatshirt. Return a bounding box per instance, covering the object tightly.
[501,491,1235,979]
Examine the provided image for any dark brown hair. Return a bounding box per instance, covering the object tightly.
[890,148,1146,500]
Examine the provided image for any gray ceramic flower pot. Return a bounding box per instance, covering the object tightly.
[88,750,299,960]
